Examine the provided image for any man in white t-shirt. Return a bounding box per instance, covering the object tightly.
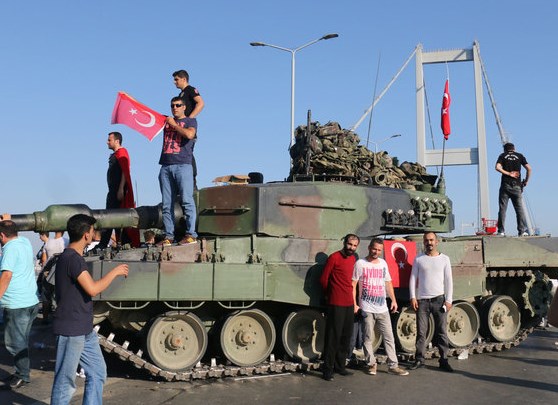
[43,231,66,263]
[409,231,454,372]
[352,238,408,376]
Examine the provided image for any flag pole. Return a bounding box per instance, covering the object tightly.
[437,139,446,194]
[437,70,450,194]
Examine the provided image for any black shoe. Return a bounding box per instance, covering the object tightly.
[336,369,353,376]
[439,359,454,372]
[409,360,424,370]
[346,358,359,369]
[9,376,28,389]
[322,371,334,381]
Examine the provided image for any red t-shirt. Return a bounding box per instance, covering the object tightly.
[320,250,356,306]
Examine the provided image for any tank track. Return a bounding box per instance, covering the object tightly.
[96,325,533,382]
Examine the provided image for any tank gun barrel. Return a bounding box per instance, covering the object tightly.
[9,204,169,232]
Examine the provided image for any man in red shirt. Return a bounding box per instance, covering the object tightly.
[320,234,360,381]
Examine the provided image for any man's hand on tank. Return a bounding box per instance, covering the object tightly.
[114,264,129,278]
[0,213,11,220]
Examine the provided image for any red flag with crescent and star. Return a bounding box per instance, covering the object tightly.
[383,240,417,288]
[441,79,451,140]
[111,92,166,141]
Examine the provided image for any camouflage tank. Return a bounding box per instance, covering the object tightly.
[7,123,557,380]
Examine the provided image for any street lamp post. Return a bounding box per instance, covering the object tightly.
[369,134,402,153]
[250,33,339,152]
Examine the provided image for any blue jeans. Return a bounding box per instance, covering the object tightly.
[497,182,528,235]
[50,331,107,405]
[3,304,39,382]
[159,163,197,239]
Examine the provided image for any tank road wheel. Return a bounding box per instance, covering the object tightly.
[220,309,276,366]
[394,307,434,353]
[281,309,325,362]
[480,295,521,342]
[145,312,208,371]
[93,302,110,325]
[446,301,480,348]
[522,272,553,319]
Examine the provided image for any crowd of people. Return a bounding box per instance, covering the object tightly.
[0,69,204,403]
[0,65,541,404]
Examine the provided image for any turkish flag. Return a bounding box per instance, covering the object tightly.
[111,92,166,141]
[441,79,451,140]
[383,240,417,288]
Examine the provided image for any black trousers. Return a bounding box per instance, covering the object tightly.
[415,295,449,361]
[323,305,354,373]
[98,192,130,249]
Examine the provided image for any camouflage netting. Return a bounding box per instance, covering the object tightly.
[289,121,437,190]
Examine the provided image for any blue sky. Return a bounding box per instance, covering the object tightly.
[1,1,556,250]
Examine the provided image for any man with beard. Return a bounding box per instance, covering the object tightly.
[97,132,139,250]
[320,234,360,381]
[409,232,454,372]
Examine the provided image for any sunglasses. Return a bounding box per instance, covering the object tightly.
[171,103,184,108]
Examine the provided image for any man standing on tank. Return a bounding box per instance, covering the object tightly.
[409,231,454,372]
[495,142,532,236]
[0,216,40,390]
[158,97,198,245]
[50,214,128,404]
[97,131,139,250]
[173,69,204,190]
[320,234,360,381]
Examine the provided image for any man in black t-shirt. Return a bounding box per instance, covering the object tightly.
[173,70,204,190]
[173,70,204,118]
[97,131,139,249]
[495,142,532,236]
[50,214,128,404]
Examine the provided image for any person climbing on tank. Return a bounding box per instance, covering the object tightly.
[495,142,532,236]
[409,231,454,372]
[320,234,360,381]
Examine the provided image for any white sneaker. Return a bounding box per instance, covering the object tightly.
[77,368,86,379]
[498,232,505,236]
[520,232,529,236]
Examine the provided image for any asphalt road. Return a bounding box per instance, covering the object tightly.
[1,320,557,405]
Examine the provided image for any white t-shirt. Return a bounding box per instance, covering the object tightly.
[44,237,66,260]
[352,257,391,314]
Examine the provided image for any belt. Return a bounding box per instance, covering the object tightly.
[418,295,444,302]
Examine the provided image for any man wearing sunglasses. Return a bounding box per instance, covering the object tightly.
[157,97,198,245]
